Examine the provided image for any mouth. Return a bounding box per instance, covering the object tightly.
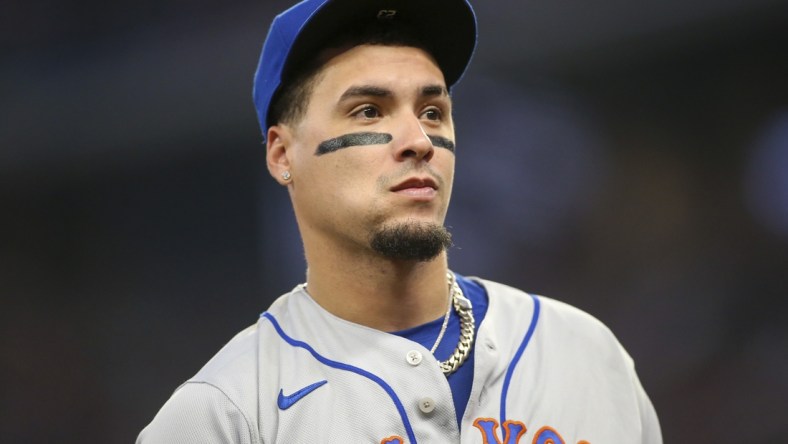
[390,177,439,199]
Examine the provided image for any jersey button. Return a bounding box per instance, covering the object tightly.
[406,350,423,366]
[418,397,435,414]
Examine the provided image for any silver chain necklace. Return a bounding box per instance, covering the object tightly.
[435,272,475,376]
[302,272,475,376]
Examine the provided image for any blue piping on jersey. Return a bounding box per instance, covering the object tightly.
[261,312,418,444]
[500,294,541,426]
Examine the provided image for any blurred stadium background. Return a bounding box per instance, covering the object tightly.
[2,0,787,442]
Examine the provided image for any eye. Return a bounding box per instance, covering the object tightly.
[421,107,442,122]
[352,105,381,120]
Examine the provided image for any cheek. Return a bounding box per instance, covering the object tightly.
[329,147,384,176]
[333,156,384,204]
[436,153,455,187]
[302,153,382,204]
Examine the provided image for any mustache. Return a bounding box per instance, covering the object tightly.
[314,132,456,156]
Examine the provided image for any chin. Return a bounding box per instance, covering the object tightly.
[369,220,453,262]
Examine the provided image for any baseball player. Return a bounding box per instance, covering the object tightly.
[138,0,662,442]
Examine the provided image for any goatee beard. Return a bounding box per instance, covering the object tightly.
[369,221,453,262]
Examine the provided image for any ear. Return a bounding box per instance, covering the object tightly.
[266,124,293,186]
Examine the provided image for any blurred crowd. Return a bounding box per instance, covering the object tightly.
[1,0,786,442]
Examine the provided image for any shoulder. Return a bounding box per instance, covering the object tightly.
[137,381,256,444]
[189,288,305,385]
[137,323,265,444]
[470,278,661,442]
[191,323,260,386]
[476,277,613,329]
[138,290,307,443]
[474,277,632,364]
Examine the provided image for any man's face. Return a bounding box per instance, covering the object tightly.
[274,44,456,258]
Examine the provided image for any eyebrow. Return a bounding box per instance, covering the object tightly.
[338,84,449,103]
[421,84,448,98]
[339,85,392,102]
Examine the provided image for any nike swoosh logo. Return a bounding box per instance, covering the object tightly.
[277,380,328,410]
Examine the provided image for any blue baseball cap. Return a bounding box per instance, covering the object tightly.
[252,0,478,141]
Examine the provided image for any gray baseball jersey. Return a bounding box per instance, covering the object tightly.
[137,277,661,443]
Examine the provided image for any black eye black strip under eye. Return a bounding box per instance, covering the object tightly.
[314,132,456,155]
[315,132,392,155]
[428,135,456,152]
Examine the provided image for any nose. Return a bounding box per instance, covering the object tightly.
[392,115,434,162]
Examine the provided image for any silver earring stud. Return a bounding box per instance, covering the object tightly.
[282,171,291,181]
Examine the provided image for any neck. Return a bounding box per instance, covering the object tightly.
[303,246,450,332]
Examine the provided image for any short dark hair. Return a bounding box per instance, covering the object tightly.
[267,19,433,129]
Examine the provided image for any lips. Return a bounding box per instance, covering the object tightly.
[390,177,438,192]
[389,177,439,200]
